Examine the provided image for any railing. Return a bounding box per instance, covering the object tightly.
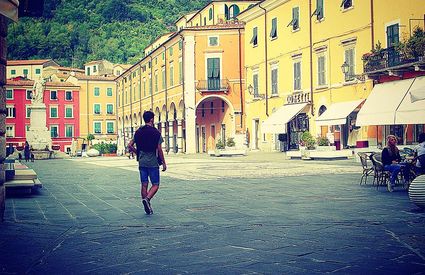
[363,46,419,73]
[196,79,230,93]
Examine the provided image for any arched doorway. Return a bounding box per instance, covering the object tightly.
[195,95,234,153]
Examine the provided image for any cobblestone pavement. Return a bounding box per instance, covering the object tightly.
[1,152,425,274]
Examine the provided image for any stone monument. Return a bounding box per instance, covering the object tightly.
[26,78,52,159]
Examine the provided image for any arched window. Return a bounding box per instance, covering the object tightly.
[209,8,213,20]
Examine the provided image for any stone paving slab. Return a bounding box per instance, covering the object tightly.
[1,153,425,274]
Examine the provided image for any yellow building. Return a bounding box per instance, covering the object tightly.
[117,0,259,154]
[6,59,58,80]
[238,0,425,152]
[67,73,117,148]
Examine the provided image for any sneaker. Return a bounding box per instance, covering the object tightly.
[142,198,153,215]
[387,181,394,192]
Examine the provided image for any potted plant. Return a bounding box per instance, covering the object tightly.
[299,131,316,159]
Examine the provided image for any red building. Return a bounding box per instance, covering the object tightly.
[5,79,80,153]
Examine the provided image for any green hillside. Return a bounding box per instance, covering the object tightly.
[8,0,209,68]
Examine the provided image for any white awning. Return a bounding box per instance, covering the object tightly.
[396,76,425,124]
[262,103,308,134]
[315,99,364,126]
[356,78,415,126]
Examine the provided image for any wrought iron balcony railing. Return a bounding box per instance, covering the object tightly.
[196,79,230,93]
[363,46,420,73]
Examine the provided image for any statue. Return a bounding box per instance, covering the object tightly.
[32,78,46,104]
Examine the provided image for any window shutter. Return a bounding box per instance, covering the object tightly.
[224,4,229,20]
[13,107,16,118]
[293,7,299,29]
[207,59,214,77]
[213,58,220,78]
[250,27,258,44]
[317,0,323,19]
[253,74,259,96]
[270,18,277,38]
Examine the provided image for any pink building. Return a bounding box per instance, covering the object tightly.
[5,79,80,153]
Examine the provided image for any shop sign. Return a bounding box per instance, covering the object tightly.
[286,92,310,105]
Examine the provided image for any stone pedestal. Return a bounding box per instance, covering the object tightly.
[26,103,52,150]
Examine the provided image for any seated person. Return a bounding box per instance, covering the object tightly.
[413,133,425,175]
[382,135,410,192]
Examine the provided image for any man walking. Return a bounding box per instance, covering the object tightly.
[128,111,166,215]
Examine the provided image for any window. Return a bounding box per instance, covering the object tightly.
[143,79,147,97]
[65,106,73,118]
[179,60,183,84]
[107,104,114,114]
[318,55,326,86]
[209,36,218,46]
[207,58,220,90]
[293,61,301,90]
[179,40,183,50]
[93,65,97,73]
[314,0,324,20]
[253,72,259,97]
[341,0,352,9]
[26,90,33,100]
[7,106,16,118]
[107,122,115,134]
[210,102,214,114]
[23,69,28,76]
[155,72,158,93]
[94,122,102,134]
[149,75,152,95]
[250,27,258,47]
[11,69,16,75]
[50,125,58,138]
[50,106,58,118]
[288,7,299,31]
[229,4,240,18]
[6,125,14,137]
[65,91,72,100]
[162,68,166,90]
[387,24,399,47]
[209,8,213,20]
[162,52,165,61]
[201,103,205,117]
[35,68,41,74]
[94,104,101,114]
[65,125,74,138]
[169,47,173,56]
[271,66,278,95]
[270,18,277,39]
[204,17,206,26]
[50,90,57,100]
[344,48,355,81]
[222,100,225,112]
[6,89,13,99]
[26,105,31,118]
[169,65,174,86]
[94,87,100,96]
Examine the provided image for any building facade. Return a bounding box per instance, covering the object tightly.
[117,0,259,154]
[5,79,80,153]
[67,73,117,149]
[238,0,425,152]
[6,59,58,80]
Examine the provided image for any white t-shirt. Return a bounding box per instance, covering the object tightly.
[414,142,425,167]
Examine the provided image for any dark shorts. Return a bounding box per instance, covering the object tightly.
[139,167,160,185]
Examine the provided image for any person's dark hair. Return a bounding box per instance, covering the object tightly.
[419,133,425,143]
[143,111,155,123]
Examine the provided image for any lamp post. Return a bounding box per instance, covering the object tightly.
[341,61,349,78]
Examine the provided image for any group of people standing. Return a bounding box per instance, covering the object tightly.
[382,133,425,192]
[6,141,34,162]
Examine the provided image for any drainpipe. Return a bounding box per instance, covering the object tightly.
[139,64,142,121]
[370,0,375,50]
[115,81,119,146]
[212,3,215,25]
[179,34,186,112]
[86,79,89,136]
[162,45,169,150]
[309,0,314,116]
[258,3,269,117]
[149,55,154,110]
[130,73,133,137]
[238,27,244,129]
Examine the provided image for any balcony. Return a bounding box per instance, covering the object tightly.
[196,79,230,93]
[363,46,424,74]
